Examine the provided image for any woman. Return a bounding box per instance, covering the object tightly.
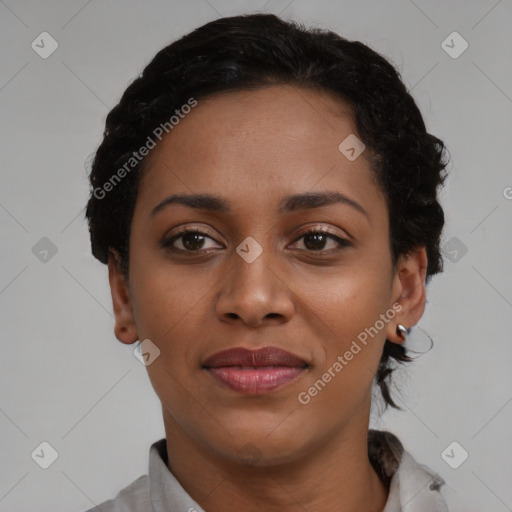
[84,13,457,512]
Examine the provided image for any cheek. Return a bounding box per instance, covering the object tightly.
[129,248,212,339]
[128,265,208,414]
[128,251,226,383]
[301,263,392,391]
[311,262,392,336]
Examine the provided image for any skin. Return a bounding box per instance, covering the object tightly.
[108,84,428,512]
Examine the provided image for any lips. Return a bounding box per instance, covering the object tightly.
[202,346,309,394]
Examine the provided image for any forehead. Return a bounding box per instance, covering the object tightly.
[138,84,383,214]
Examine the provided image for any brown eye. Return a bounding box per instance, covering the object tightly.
[291,229,352,252]
[162,229,221,252]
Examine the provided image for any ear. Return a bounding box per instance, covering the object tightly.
[386,247,428,345]
[108,249,139,344]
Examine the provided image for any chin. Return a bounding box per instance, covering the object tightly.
[228,440,306,468]
[209,422,312,468]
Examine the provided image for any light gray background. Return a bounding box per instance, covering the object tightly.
[1,1,511,511]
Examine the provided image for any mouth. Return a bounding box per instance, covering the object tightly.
[202,346,310,395]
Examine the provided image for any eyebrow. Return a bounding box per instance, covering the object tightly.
[150,191,369,219]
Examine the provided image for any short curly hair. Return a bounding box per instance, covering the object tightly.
[85,13,449,409]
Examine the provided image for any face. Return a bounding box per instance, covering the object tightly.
[109,85,426,466]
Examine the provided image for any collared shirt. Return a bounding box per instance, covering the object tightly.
[84,430,461,512]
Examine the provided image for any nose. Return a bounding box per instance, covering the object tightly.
[215,244,295,328]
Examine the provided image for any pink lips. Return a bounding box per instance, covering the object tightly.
[202,346,308,394]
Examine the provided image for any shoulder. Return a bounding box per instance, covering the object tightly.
[369,429,465,512]
[81,474,150,512]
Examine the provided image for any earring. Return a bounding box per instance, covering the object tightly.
[396,324,407,339]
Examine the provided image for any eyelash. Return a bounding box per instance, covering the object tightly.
[162,227,352,254]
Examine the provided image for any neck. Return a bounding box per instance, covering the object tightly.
[162,409,389,512]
